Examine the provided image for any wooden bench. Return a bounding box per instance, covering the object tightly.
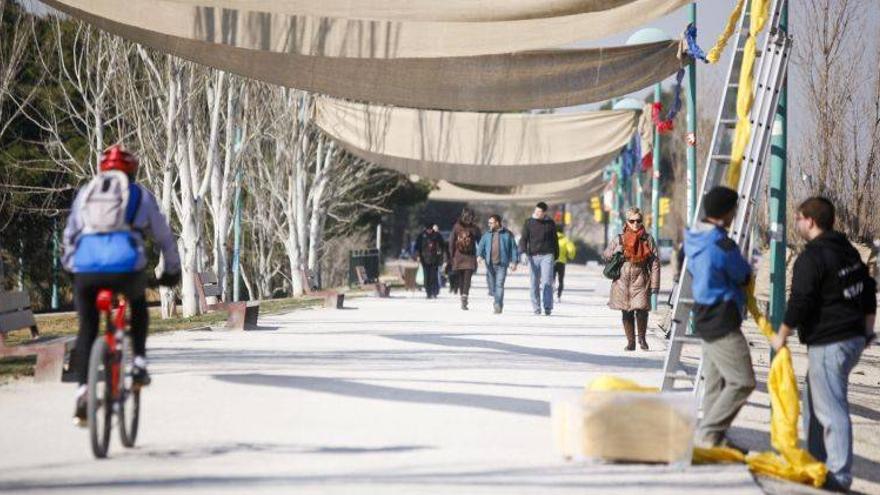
[355,265,391,297]
[0,291,75,382]
[300,269,344,309]
[195,272,261,330]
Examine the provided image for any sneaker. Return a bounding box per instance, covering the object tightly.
[73,394,87,427]
[493,304,502,314]
[533,309,542,315]
[544,309,552,316]
[131,364,152,387]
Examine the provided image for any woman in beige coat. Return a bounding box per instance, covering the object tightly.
[603,207,661,350]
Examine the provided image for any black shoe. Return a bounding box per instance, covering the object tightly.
[73,394,87,427]
[131,364,151,387]
[544,309,551,316]
[533,309,541,315]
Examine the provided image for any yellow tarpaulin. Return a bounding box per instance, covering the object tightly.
[697,283,827,487]
[697,0,774,188]
[591,280,827,486]
[725,0,771,187]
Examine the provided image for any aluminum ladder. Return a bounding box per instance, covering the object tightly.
[660,0,792,393]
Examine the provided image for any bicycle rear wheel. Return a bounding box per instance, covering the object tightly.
[87,339,113,459]
[118,339,140,448]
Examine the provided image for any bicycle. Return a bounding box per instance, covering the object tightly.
[87,284,152,459]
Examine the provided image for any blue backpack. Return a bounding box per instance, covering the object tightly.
[72,171,143,273]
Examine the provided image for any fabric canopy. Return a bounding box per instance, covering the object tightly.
[165,0,640,21]
[51,0,692,58]
[316,97,637,185]
[429,170,606,204]
[43,0,688,111]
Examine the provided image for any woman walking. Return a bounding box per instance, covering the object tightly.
[603,207,660,350]
[450,208,482,310]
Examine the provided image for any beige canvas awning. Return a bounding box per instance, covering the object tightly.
[50,0,692,58]
[428,170,606,204]
[43,0,687,111]
[317,97,637,185]
[165,0,641,22]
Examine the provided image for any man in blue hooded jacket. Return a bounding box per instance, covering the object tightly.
[684,186,755,450]
[477,214,518,314]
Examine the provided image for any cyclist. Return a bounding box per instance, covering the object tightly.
[63,145,180,426]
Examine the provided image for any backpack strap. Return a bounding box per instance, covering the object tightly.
[125,183,142,225]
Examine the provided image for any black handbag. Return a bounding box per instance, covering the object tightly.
[603,250,625,281]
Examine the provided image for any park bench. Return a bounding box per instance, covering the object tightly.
[195,271,261,330]
[355,265,391,297]
[300,269,344,309]
[0,290,75,382]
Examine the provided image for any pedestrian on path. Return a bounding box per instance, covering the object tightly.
[414,223,447,299]
[477,214,518,314]
[770,197,876,493]
[518,202,559,315]
[603,207,660,351]
[555,225,577,302]
[450,208,482,310]
[683,187,755,450]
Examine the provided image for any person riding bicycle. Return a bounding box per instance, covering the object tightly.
[63,145,180,426]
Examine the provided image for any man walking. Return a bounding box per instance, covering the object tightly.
[519,202,559,315]
[477,214,518,314]
[684,186,755,450]
[555,225,577,302]
[414,223,446,299]
[771,197,876,493]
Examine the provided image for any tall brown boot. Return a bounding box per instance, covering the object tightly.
[622,315,636,351]
[637,310,649,350]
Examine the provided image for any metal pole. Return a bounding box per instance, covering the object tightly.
[651,82,662,310]
[376,223,382,251]
[636,168,643,211]
[51,224,60,310]
[768,3,788,330]
[232,129,243,302]
[686,2,698,227]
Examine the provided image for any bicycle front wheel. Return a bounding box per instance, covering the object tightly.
[118,338,140,448]
[87,338,113,459]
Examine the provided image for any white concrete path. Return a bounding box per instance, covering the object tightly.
[0,265,761,494]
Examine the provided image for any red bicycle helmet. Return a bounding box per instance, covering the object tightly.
[99,145,139,176]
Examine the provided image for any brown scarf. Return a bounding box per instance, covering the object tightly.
[622,227,652,264]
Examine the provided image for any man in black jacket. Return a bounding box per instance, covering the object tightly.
[414,223,447,299]
[518,202,559,315]
[771,197,876,493]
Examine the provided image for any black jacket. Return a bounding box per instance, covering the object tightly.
[414,230,447,265]
[518,217,559,258]
[783,231,877,346]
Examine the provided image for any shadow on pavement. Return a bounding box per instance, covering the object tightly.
[385,333,661,369]
[212,373,550,417]
[0,465,760,492]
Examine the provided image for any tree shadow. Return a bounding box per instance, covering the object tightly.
[212,373,549,417]
[385,333,662,369]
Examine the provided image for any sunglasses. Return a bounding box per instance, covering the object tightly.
[627,219,643,224]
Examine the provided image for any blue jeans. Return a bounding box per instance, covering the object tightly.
[803,335,866,490]
[485,264,508,308]
[527,254,554,312]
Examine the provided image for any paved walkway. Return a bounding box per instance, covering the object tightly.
[1,265,762,494]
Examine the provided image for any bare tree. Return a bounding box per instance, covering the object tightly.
[795,0,880,240]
